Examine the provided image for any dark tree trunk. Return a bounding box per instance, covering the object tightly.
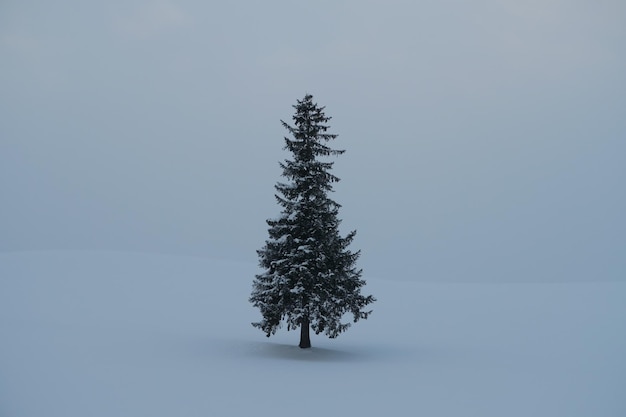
[299,317,311,348]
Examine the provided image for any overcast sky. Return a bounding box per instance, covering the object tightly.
[2,0,625,282]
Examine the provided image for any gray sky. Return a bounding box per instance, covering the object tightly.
[2,0,625,281]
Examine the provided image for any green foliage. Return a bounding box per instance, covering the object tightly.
[250,94,375,340]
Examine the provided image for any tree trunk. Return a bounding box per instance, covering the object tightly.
[299,317,311,348]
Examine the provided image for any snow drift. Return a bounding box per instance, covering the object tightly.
[1,251,624,416]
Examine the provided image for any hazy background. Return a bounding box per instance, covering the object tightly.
[2,0,625,282]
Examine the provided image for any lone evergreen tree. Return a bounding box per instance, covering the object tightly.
[250,94,374,349]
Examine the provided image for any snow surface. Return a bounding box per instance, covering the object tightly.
[1,251,624,417]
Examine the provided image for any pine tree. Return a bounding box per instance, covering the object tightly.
[250,94,375,349]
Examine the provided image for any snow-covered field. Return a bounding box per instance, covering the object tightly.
[1,251,624,417]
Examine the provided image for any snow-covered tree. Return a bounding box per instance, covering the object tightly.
[250,94,375,348]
